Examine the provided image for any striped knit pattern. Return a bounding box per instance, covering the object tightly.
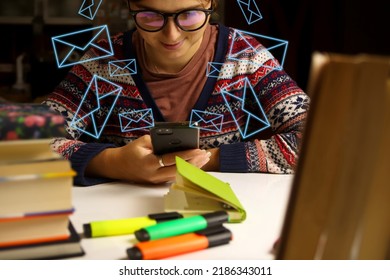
[43,25,309,185]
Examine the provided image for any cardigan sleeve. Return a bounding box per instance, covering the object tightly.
[43,61,117,186]
[218,68,309,174]
[215,28,309,174]
[69,142,116,186]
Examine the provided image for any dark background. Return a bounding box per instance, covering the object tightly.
[224,0,390,90]
[0,0,389,101]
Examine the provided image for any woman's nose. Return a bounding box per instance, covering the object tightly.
[161,17,182,39]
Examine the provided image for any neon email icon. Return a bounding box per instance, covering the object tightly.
[52,25,114,68]
[71,75,122,139]
[221,77,270,139]
[78,0,103,20]
[119,108,154,132]
[206,62,224,78]
[236,0,262,25]
[190,109,224,132]
[109,59,137,77]
[228,29,288,71]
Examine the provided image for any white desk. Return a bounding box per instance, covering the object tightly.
[70,173,294,260]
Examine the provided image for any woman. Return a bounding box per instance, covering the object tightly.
[44,0,309,185]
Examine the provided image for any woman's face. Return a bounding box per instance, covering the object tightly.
[129,0,212,70]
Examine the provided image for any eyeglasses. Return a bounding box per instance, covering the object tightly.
[129,8,214,32]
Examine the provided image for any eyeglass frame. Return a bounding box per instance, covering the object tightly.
[127,4,214,32]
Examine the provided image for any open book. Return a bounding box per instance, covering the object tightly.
[276,52,390,259]
[164,157,246,223]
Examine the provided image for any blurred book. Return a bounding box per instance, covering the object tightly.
[164,157,246,223]
[0,102,81,259]
[0,211,73,248]
[0,159,76,216]
[0,103,66,164]
[0,221,84,260]
[276,52,390,259]
[0,139,61,164]
[0,103,66,141]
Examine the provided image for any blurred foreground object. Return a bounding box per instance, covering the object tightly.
[277,53,390,260]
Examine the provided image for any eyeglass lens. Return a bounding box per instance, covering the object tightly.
[135,10,207,31]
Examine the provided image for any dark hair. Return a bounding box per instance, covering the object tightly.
[127,0,218,10]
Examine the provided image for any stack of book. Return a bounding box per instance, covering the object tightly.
[0,104,84,259]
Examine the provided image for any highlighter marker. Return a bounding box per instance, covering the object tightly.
[134,211,229,241]
[127,226,232,260]
[83,212,183,238]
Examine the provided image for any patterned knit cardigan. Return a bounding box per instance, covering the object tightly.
[43,24,310,186]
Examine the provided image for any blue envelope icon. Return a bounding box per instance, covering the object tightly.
[220,78,270,139]
[71,75,122,139]
[109,59,138,77]
[236,0,262,25]
[52,25,114,68]
[119,108,155,132]
[206,62,224,78]
[78,0,103,20]
[190,110,224,133]
[228,29,288,71]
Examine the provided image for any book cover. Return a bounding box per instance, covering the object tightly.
[164,157,246,223]
[0,221,85,260]
[277,53,390,259]
[0,103,66,141]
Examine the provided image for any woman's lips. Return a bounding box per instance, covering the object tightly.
[161,40,184,50]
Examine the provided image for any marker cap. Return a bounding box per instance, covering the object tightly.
[134,229,149,242]
[196,226,232,247]
[127,247,143,260]
[83,223,93,238]
[148,212,183,222]
[203,211,229,227]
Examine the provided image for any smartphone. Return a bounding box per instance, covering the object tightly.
[150,122,199,155]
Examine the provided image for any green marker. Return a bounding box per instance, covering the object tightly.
[83,212,183,238]
[134,211,229,241]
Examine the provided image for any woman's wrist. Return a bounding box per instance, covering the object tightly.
[85,147,122,180]
[202,147,220,171]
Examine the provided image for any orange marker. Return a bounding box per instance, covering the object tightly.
[127,226,232,260]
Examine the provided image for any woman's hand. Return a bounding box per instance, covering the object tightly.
[86,135,212,184]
